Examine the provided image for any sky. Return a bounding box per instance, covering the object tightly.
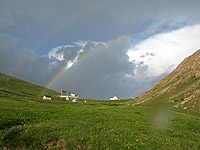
[0,0,200,99]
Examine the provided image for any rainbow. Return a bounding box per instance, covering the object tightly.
[12,0,125,91]
[45,36,128,89]
[45,42,104,88]
[12,1,115,81]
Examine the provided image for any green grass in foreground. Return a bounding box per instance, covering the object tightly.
[1,95,200,150]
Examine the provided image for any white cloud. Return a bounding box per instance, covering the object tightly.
[48,45,73,61]
[48,46,62,59]
[127,24,200,77]
[48,41,106,62]
[75,40,105,49]
[74,41,88,49]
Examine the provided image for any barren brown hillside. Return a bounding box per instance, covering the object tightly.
[131,49,200,109]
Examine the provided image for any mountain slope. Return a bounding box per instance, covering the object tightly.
[130,49,200,109]
[0,73,59,99]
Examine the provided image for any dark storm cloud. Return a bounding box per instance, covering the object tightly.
[50,36,163,99]
[105,0,200,34]
[0,34,35,82]
[50,36,132,98]
[1,0,200,27]
[0,0,105,28]
[0,33,19,49]
[1,0,200,43]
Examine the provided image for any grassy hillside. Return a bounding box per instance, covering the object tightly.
[0,73,59,100]
[0,73,61,132]
[130,50,200,113]
[1,73,200,149]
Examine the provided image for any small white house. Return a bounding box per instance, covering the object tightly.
[110,96,119,100]
[66,97,70,100]
[43,95,52,100]
[72,99,78,102]
[65,93,79,100]
[70,93,76,97]
[70,93,79,98]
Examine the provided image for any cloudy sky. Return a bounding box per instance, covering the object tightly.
[0,0,200,99]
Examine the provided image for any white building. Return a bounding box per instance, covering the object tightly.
[66,93,79,100]
[43,95,52,100]
[110,96,119,100]
[66,97,70,100]
[72,99,78,102]
[71,93,79,98]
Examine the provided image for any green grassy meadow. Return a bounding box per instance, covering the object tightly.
[0,73,200,149]
[1,97,200,149]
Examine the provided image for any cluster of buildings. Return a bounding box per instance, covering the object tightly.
[42,89,78,102]
[43,89,119,101]
[60,90,78,100]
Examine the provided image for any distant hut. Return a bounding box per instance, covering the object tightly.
[110,96,119,100]
[70,93,79,98]
[72,99,78,102]
[43,95,52,100]
[66,97,70,100]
